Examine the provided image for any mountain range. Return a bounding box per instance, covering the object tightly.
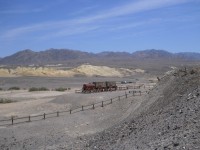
[0,49,200,69]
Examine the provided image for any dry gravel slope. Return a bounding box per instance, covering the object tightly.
[68,67,200,150]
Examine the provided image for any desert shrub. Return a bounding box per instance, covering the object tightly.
[8,87,20,90]
[0,88,3,91]
[0,98,12,104]
[55,87,68,92]
[38,87,49,91]
[29,87,38,92]
[29,87,49,92]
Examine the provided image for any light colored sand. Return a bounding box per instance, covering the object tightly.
[0,65,145,77]
[0,90,70,117]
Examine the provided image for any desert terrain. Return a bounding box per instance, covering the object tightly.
[0,64,199,150]
[1,0,200,148]
[0,64,156,150]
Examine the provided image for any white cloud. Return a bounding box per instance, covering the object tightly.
[74,0,190,23]
[1,0,191,39]
[39,26,100,40]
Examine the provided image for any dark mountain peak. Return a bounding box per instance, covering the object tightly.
[133,49,172,58]
[0,49,94,65]
[175,52,200,60]
[5,49,36,58]
[97,51,131,57]
[16,49,35,54]
[0,49,200,66]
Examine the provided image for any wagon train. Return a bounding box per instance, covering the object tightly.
[82,81,117,93]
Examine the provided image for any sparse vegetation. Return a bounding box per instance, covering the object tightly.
[55,87,68,92]
[28,87,38,92]
[8,87,20,90]
[0,88,3,91]
[29,87,49,92]
[0,98,12,104]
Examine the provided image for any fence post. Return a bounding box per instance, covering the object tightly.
[133,91,134,96]
[102,101,104,107]
[126,93,127,98]
[43,113,46,120]
[57,111,59,117]
[93,104,95,109]
[82,106,84,111]
[11,116,14,125]
[110,99,112,104]
[70,109,72,114]
[28,116,31,122]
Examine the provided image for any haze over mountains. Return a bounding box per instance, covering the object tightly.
[0,49,200,66]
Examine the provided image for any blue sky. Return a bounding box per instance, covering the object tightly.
[0,0,200,57]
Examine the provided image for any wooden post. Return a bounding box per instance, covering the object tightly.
[133,91,134,96]
[102,101,104,107]
[82,106,84,111]
[93,104,95,109]
[57,111,59,117]
[70,109,72,114]
[11,116,14,125]
[110,99,112,104]
[28,116,31,122]
[43,113,46,120]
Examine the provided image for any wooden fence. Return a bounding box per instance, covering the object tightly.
[0,90,148,126]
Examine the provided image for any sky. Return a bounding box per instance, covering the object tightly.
[0,0,200,57]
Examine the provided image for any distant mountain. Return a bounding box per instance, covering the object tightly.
[132,49,173,59]
[175,52,200,60]
[0,49,200,67]
[0,49,94,65]
[97,51,131,58]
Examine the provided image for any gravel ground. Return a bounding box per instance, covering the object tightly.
[0,75,154,150]
[60,67,200,150]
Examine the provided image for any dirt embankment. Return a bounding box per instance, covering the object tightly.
[66,67,200,149]
[0,65,145,77]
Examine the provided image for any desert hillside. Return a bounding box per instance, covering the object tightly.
[0,64,144,77]
[67,66,200,149]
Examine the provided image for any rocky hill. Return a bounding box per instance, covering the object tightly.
[67,66,200,149]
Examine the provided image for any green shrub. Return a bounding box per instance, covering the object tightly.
[8,87,20,90]
[55,87,68,92]
[29,87,49,92]
[38,87,49,91]
[29,87,38,92]
[0,98,12,104]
